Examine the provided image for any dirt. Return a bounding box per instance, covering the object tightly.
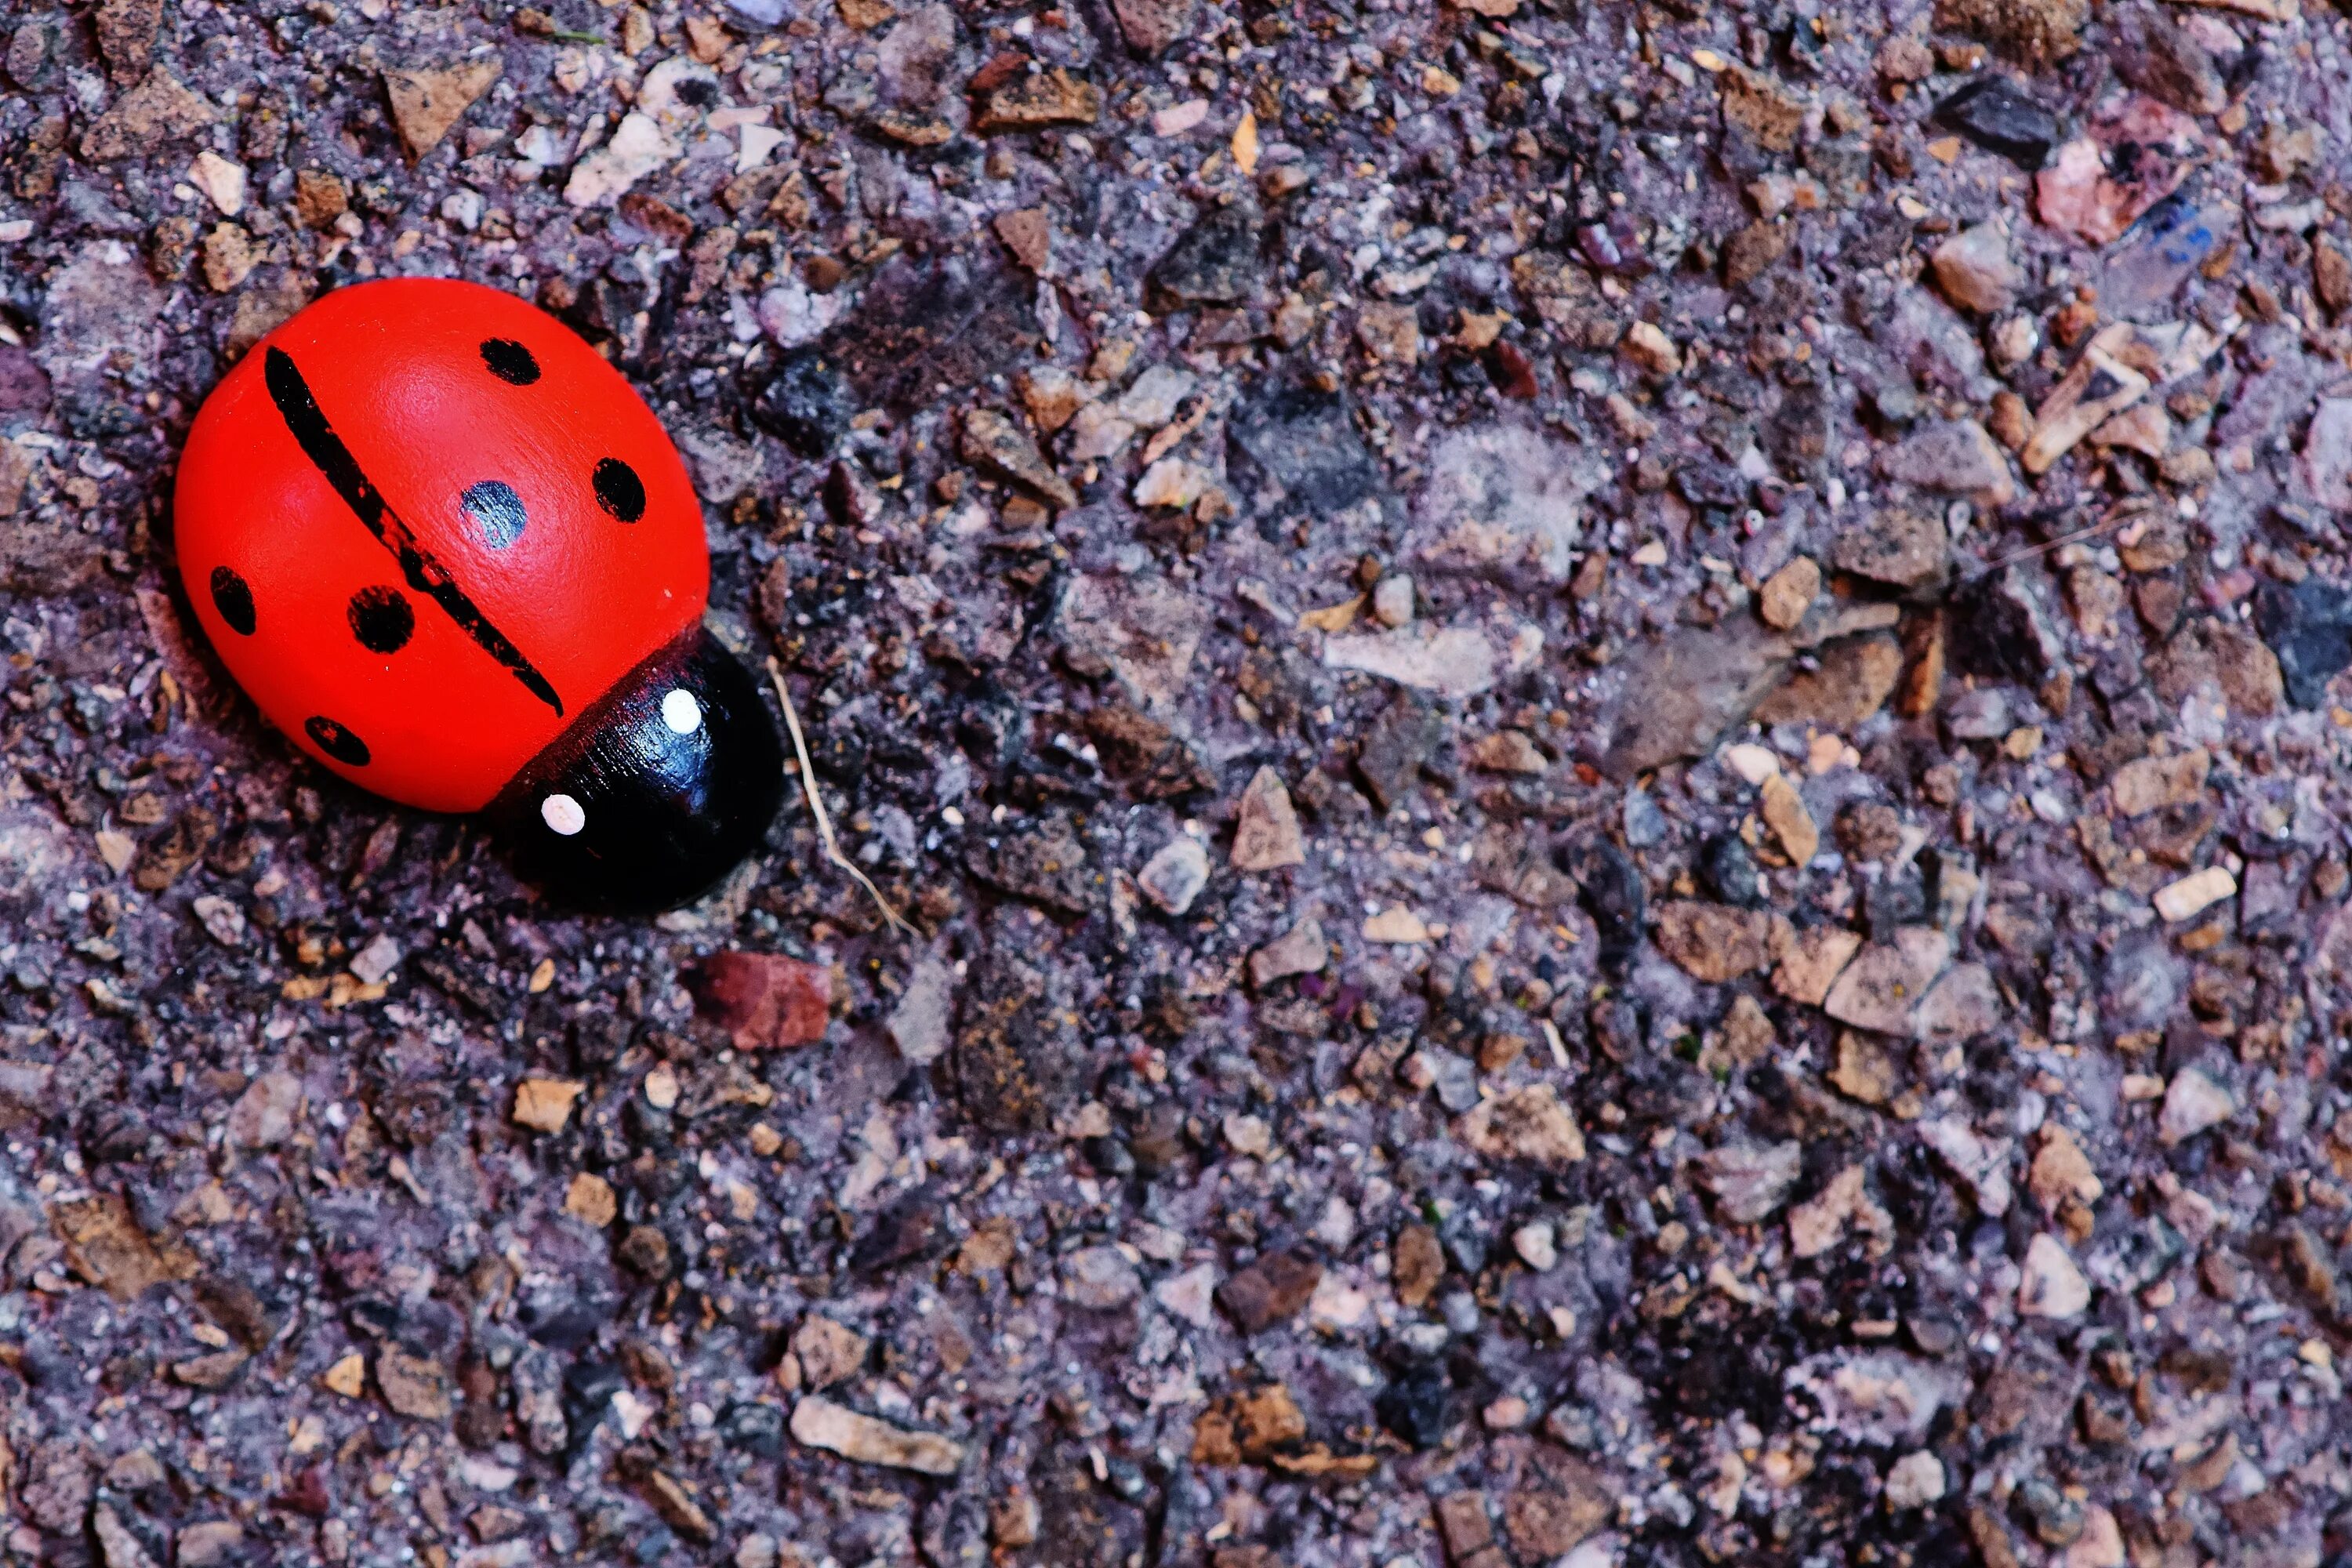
[5,0,2352,1564]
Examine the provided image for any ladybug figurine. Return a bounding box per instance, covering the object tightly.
[175,278,784,911]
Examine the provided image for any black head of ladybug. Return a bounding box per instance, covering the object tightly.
[492,629,785,913]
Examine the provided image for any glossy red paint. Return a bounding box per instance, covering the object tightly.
[175,278,709,813]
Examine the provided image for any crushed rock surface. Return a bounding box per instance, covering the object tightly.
[5,0,2352,1563]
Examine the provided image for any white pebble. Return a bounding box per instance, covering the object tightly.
[1512,1221,1559,1272]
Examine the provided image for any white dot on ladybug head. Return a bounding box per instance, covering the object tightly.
[660,688,702,735]
[541,793,587,837]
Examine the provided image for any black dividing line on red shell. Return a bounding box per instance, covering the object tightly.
[261,347,564,717]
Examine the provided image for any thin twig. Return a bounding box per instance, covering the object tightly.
[766,657,917,940]
[1976,508,2139,575]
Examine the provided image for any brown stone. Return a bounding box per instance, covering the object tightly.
[872,111,953,146]
[687,951,833,1048]
[321,1353,366,1398]
[177,1523,245,1567]
[2318,234,2352,318]
[383,58,503,160]
[512,1077,585,1134]
[2108,746,2208,817]
[1621,321,1682,376]
[994,207,1051,272]
[791,1396,965,1474]
[1085,703,1214,798]
[1934,0,2086,65]
[1719,67,1805,153]
[974,67,1101,132]
[171,1348,250,1389]
[1356,301,1421,367]
[1466,730,1548,774]
[1752,634,1904,728]
[1653,900,1775,982]
[1759,557,1819,630]
[1394,1222,1445,1307]
[377,1348,453,1420]
[223,270,312,359]
[1217,1250,1323,1334]
[1189,1406,1244,1466]
[564,1172,617,1227]
[1788,1164,1893,1257]
[1597,622,1793,779]
[2224,1491,2292,1537]
[2065,563,2127,639]
[96,0,164,83]
[2025,328,2151,471]
[1899,612,1946,717]
[2281,1225,2342,1314]
[1722,221,1790,289]
[53,1194,195,1299]
[643,1472,715,1542]
[1823,926,1948,1034]
[1760,773,1819,866]
[2028,1124,2102,1209]
[792,1316,870,1388]
[1192,1382,1308,1465]
[961,407,1077,508]
[199,222,258,293]
[1878,420,2015,507]
[1503,1453,1613,1558]
[1769,921,1863,1006]
[618,1223,672,1279]
[1911,962,2003,1040]
[81,71,216,161]
[2151,617,2282,717]
[1877,36,1935,79]
[1967,1504,2026,1568]
[1435,1493,1495,1560]
[1713,993,1777,1065]
[1458,1084,1586,1167]
[2132,577,2183,637]
[295,169,350,228]
[1110,0,1198,53]
[1929,222,2021,314]
[1826,1030,1898,1105]
[1835,802,1904,862]
[1247,917,1327,988]
[1231,766,1306,870]
[1987,390,2031,451]
[1831,510,1948,590]
[1229,1384,1306,1455]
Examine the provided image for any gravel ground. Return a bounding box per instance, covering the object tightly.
[6,0,2352,1563]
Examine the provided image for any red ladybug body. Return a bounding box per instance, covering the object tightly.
[176,278,782,909]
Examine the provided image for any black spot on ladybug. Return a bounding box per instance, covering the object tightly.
[304,715,371,767]
[480,338,541,386]
[348,585,416,654]
[209,565,257,635]
[592,458,646,523]
[461,479,528,549]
